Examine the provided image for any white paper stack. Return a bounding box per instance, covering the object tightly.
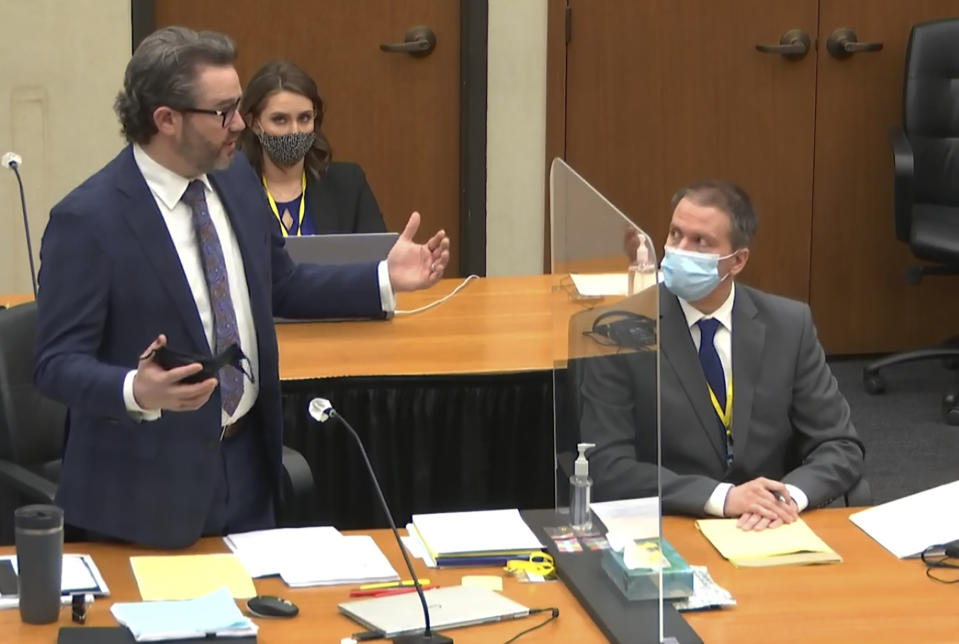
[850,479,959,558]
[110,587,257,642]
[409,509,544,565]
[590,497,660,550]
[224,527,399,587]
[0,553,110,610]
[224,526,343,578]
[280,535,399,587]
[569,273,629,297]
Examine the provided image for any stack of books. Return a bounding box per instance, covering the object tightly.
[407,509,545,566]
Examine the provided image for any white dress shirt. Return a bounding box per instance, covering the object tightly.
[675,283,809,516]
[123,145,394,426]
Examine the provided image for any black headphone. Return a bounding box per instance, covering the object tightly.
[585,310,657,350]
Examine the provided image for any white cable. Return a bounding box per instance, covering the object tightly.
[395,274,480,315]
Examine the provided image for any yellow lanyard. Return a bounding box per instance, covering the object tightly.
[707,377,733,434]
[262,173,306,237]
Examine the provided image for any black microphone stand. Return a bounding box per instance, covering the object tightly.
[322,406,452,644]
[6,158,38,299]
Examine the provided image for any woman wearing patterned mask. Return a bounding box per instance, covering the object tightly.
[239,60,387,236]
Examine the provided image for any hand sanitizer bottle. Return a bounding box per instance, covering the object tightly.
[627,234,657,296]
[570,442,596,531]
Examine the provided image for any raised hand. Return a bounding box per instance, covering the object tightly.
[386,212,451,292]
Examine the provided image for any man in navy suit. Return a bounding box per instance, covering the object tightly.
[33,26,450,547]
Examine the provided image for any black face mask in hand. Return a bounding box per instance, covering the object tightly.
[151,343,254,385]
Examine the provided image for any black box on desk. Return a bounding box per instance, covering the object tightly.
[601,538,694,601]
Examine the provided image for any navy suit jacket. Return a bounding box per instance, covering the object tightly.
[34,146,384,547]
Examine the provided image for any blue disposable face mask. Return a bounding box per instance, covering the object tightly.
[661,246,737,302]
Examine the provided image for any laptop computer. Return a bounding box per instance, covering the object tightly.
[338,585,529,638]
[283,232,398,266]
[275,232,398,323]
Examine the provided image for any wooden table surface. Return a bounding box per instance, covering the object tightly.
[2,508,955,643]
[4,274,616,380]
[671,508,958,643]
[275,274,569,380]
[276,273,656,380]
[2,293,33,308]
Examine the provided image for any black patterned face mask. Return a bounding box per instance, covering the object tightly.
[257,131,316,167]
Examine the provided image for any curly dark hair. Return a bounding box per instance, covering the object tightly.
[239,60,332,179]
[114,26,236,144]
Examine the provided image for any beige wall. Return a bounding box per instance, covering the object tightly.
[486,0,547,276]
[0,0,130,294]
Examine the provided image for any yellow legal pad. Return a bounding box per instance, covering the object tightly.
[695,518,842,567]
[130,553,257,600]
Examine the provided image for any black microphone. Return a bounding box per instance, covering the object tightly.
[3,151,38,299]
[308,398,452,644]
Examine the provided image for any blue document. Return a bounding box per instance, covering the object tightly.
[109,587,257,641]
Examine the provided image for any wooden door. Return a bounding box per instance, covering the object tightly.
[810,0,959,353]
[563,0,819,301]
[154,1,461,271]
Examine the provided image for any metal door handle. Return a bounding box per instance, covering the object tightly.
[379,25,436,57]
[755,29,811,60]
[826,28,883,58]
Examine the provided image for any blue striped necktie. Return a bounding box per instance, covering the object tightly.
[181,180,243,416]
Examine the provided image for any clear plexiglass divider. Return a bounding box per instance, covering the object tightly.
[549,158,667,642]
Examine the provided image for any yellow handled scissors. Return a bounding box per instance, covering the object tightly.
[505,552,555,578]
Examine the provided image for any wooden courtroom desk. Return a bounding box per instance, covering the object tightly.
[0,529,605,644]
[2,293,33,308]
[669,508,958,643]
[4,273,622,380]
[276,274,567,380]
[276,272,654,379]
[2,509,955,644]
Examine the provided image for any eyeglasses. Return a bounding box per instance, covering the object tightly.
[178,96,242,128]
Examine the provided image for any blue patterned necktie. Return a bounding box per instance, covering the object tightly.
[697,317,730,459]
[181,180,243,416]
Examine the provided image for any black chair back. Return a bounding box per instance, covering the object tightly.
[903,19,959,235]
[0,302,66,479]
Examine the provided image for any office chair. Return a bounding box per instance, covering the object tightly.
[0,302,64,505]
[0,301,315,526]
[861,18,959,425]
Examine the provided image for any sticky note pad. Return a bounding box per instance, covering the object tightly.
[130,553,256,600]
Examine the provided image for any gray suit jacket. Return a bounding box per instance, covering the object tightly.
[579,284,865,516]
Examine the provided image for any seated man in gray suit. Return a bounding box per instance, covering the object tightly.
[580,180,864,531]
